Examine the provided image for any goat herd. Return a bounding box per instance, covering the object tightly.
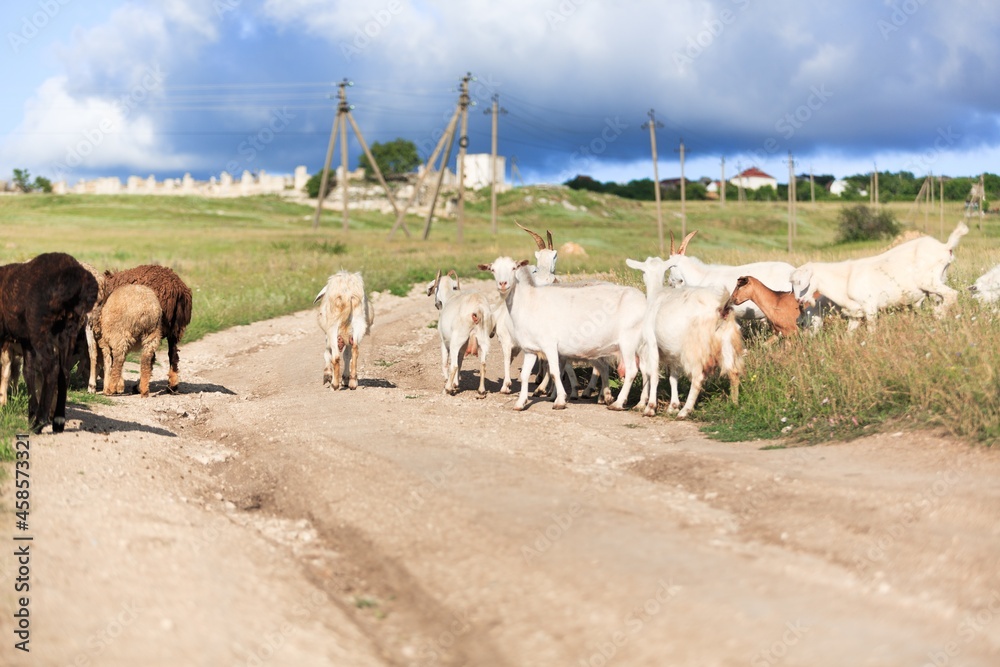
[320,219,998,419]
[3,217,996,433]
[0,252,191,433]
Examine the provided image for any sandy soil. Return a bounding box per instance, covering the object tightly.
[2,279,1000,667]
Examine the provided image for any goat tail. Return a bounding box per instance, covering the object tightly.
[156,284,193,343]
[947,220,970,251]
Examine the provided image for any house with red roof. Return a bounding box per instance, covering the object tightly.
[729,167,777,191]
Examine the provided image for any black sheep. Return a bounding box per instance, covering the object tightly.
[0,253,98,433]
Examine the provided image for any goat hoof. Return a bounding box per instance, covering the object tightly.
[52,417,65,434]
[513,403,526,412]
[552,402,567,410]
[348,379,358,390]
[476,390,487,400]
[166,384,179,394]
[643,406,656,417]
[499,387,511,395]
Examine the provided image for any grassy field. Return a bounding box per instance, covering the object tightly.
[1,188,998,450]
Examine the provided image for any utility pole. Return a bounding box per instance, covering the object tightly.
[510,156,524,186]
[414,73,475,243]
[786,151,795,252]
[736,161,746,205]
[675,138,687,238]
[388,109,458,240]
[810,166,816,205]
[939,176,944,236]
[313,79,400,232]
[485,94,507,236]
[720,156,726,208]
[925,173,931,231]
[453,73,474,244]
[873,162,880,208]
[642,109,665,255]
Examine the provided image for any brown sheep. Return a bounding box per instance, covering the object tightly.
[0,253,98,433]
[102,265,192,392]
[95,284,162,397]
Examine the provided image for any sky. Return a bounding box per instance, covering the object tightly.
[2,0,1000,188]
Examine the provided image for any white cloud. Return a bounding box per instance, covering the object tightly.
[0,76,194,181]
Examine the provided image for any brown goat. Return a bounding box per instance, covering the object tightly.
[96,284,162,398]
[102,265,192,392]
[730,275,801,339]
[0,253,98,433]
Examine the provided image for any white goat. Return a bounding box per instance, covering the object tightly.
[790,221,968,331]
[969,263,1000,304]
[314,271,374,390]
[478,256,645,411]
[511,222,608,401]
[426,270,494,397]
[662,231,795,321]
[627,257,744,419]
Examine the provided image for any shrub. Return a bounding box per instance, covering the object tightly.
[837,204,900,243]
[304,171,338,199]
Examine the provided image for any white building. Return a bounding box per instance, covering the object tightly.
[730,167,777,191]
[460,153,508,191]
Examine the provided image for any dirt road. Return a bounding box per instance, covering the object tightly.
[2,280,1000,666]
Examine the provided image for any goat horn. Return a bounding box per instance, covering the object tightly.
[669,231,676,255]
[516,221,546,250]
[677,230,698,255]
[431,269,442,295]
[546,230,554,250]
[447,269,460,290]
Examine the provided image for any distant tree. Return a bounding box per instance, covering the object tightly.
[358,138,420,181]
[11,168,53,193]
[837,204,900,243]
[982,173,1000,201]
[304,171,338,199]
[750,185,778,202]
[564,175,605,193]
[12,168,32,192]
[612,178,657,201]
[33,176,52,193]
[945,176,975,201]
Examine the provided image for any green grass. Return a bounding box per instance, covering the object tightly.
[2,190,999,445]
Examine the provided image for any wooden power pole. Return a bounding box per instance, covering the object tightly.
[421,72,473,242]
[675,138,687,238]
[642,109,665,255]
[786,151,795,252]
[312,79,400,232]
[720,156,726,208]
[485,94,507,236]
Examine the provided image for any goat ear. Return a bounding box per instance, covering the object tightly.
[678,230,698,255]
[516,259,530,267]
[736,276,749,287]
[625,258,643,270]
[477,263,492,272]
